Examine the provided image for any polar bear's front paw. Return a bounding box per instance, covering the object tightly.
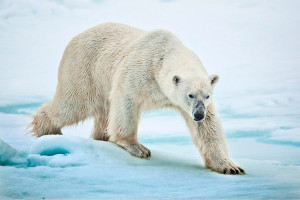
[125,143,151,158]
[111,139,151,158]
[210,160,245,175]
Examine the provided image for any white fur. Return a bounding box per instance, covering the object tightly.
[29,23,245,174]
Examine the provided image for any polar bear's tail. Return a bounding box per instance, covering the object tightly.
[28,103,62,137]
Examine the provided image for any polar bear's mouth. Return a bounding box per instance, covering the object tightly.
[194,118,205,122]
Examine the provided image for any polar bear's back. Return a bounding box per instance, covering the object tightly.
[58,22,145,84]
[55,23,145,105]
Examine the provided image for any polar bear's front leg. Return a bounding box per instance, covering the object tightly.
[180,103,245,175]
[107,95,151,158]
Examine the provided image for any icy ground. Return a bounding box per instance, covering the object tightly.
[0,113,300,199]
[1,0,300,199]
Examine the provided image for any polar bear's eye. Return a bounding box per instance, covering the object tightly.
[173,76,180,85]
[206,95,210,99]
[188,94,194,99]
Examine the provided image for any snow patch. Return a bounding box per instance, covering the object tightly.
[270,128,300,143]
[0,138,27,166]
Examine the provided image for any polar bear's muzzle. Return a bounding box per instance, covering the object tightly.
[192,101,206,122]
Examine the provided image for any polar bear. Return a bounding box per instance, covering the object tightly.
[30,23,245,175]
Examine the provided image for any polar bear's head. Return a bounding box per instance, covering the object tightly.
[156,42,219,122]
[169,74,219,122]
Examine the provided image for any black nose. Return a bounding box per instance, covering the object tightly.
[193,111,205,121]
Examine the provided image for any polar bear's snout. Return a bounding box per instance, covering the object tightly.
[192,101,206,122]
[193,111,205,122]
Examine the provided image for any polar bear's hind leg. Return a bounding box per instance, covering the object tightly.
[29,103,62,137]
[92,113,109,141]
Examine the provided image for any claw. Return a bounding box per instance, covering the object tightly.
[213,162,246,175]
[238,167,245,174]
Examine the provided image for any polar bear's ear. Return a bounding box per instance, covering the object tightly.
[209,74,219,87]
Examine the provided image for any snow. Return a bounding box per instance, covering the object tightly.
[1,133,300,199]
[1,126,300,199]
[0,139,27,166]
[270,128,300,143]
[1,0,300,199]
